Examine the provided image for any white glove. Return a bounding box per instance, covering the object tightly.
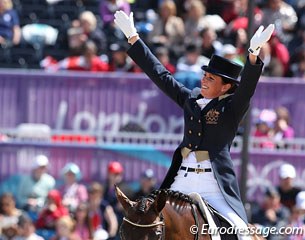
[114,10,138,39]
[248,24,275,56]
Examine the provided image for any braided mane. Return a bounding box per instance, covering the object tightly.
[134,189,195,213]
[147,189,194,204]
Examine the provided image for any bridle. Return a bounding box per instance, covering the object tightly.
[123,216,165,228]
[120,213,166,240]
[119,191,199,240]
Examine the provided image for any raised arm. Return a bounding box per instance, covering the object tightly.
[248,25,275,64]
[128,34,140,45]
[232,24,275,118]
[113,10,191,108]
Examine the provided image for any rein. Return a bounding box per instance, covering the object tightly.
[191,203,199,240]
[122,213,166,240]
[123,204,199,240]
[121,190,200,240]
[123,216,165,228]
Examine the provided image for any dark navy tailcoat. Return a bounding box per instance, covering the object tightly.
[127,39,263,223]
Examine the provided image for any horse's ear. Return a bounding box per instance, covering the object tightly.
[115,185,136,213]
[153,190,167,213]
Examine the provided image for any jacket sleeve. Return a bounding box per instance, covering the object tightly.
[127,39,191,108]
[231,56,264,121]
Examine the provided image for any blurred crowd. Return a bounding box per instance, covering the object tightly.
[250,163,305,240]
[252,106,296,149]
[0,155,158,240]
[0,0,304,80]
[0,0,305,239]
[0,154,305,239]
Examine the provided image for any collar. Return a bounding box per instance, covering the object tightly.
[196,98,212,109]
[218,94,232,100]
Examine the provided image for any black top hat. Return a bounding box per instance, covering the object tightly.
[201,55,243,84]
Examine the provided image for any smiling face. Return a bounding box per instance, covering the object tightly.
[200,72,232,99]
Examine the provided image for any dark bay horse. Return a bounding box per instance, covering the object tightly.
[115,186,265,240]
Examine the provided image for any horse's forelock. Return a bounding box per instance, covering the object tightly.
[137,197,147,213]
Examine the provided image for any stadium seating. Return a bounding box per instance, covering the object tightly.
[2,0,101,68]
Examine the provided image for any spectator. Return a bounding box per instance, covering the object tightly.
[221,43,244,66]
[261,41,288,77]
[225,27,249,59]
[100,0,130,27]
[176,43,210,76]
[183,0,226,45]
[199,27,223,59]
[0,193,22,240]
[73,202,93,240]
[108,42,139,72]
[269,32,290,76]
[252,109,276,149]
[99,0,130,44]
[261,0,298,44]
[273,106,295,146]
[288,45,305,78]
[13,213,44,240]
[103,161,133,235]
[130,0,159,22]
[175,43,209,89]
[287,21,305,56]
[36,189,69,230]
[87,182,118,240]
[252,186,290,240]
[0,0,21,47]
[147,0,185,61]
[67,26,86,56]
[16,155,55,213]
[59,163,88,213]
[50,216,81,240]
[253,120,275,149]
[80,11,107,55]
[133,169,157,201]
[259,42,273,76]
[154,46,176,74]
[288,191,305,240]
[42,41,109,72]
[69,11,107,56]
[277,163,301,211]
[221,0,263,25]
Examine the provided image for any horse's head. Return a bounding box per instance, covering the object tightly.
[115,186,167,240]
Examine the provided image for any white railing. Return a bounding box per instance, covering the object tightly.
[1,127,305,154]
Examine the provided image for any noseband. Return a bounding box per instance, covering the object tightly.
[123,216,165,228]
[121,213,165,240]
[119,190,199,240]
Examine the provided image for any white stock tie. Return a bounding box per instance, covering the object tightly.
[196,98,212,110]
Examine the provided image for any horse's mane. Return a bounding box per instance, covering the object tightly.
[135,190,194,213]
[147,189,194,204]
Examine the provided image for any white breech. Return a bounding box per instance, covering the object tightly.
[170,153,251,240]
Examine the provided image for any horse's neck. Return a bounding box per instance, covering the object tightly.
[162,200,208,240]
[163,199,194,216]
